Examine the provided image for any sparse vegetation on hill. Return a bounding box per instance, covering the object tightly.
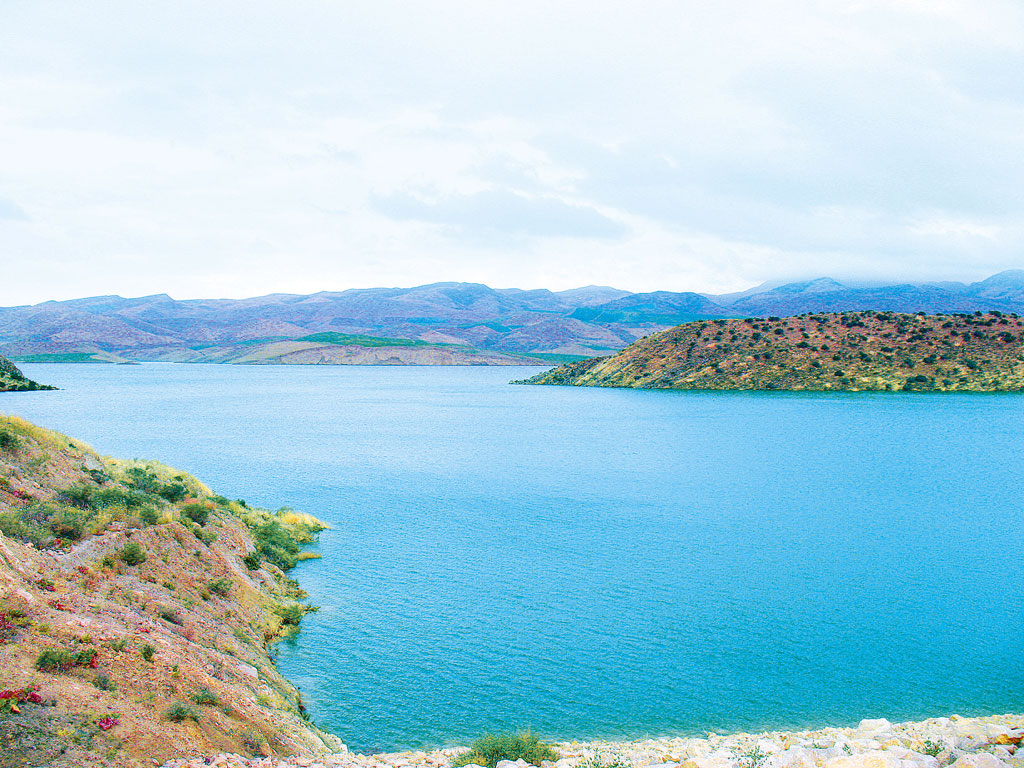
[0,414,338,765]
[517,311,1024,392]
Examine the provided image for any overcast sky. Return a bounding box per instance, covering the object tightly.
[2,0,1023,304]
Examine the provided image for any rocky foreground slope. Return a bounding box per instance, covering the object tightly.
[0,414,341,766]
[518,311,1024,392]
[0,354,53,392]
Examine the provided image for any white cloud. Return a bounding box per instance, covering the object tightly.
[0,0,1023,304]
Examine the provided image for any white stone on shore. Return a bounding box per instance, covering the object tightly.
[161,713,1022,768]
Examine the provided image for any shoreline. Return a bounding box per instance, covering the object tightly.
[161,712,1023,768]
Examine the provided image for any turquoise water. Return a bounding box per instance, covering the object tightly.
[6,363,1024,752]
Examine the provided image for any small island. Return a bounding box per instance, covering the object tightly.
[516,311,1024,392]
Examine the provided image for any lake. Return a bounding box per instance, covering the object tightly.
[6,363,1023,752]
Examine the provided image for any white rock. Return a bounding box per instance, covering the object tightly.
[687,750,737,768]
[826,751,903,768]
[950,755,1012,768]
[767,746,821,768]
[857,722,894,739]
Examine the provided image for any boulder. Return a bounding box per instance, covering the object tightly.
[856,723,895,740]
[950,755,1012,768]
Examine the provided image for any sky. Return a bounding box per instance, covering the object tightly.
[1,0,1023,305]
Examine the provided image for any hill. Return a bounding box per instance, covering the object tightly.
[0,415,340,765]
[517,310,1024,392]
[8,273,1024,366]
[0,354,55,391]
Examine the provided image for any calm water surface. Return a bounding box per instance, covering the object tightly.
[7,363,1023,751]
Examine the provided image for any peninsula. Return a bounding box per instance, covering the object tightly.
[0,354,54,392]
[517,311,1024,392]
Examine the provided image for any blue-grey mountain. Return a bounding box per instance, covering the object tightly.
[2,272,1024,365]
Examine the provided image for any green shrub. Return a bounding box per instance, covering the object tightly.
[59,485,94,509]
[0,502,96,547]
[242,552,262,570]
[93,672,116,691]
[0,512,51,547]
[36,646,97,673]
[157,483,188,503]
[0,430,20,451]
[36,648,74,673]
[164,702,197,722]
[118,541,146,566]
[197,529,217,545]
[125,467,161,494]
[140,644,155,662]
[48,508,89,541]
[190,687,219,706]
[207,578,232,597]
[253,519,301,570]
[139,506,160,526]
[91,488,148,510]
[274,602,308,627]
[454,734,559,768]
[181,502,210,526]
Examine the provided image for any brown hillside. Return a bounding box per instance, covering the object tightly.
[517,311,1024,392]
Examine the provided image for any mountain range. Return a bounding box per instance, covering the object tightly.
[3,271,1024,365]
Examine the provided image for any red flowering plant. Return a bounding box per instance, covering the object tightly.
[97,715,119,731]
[0,685,42,714]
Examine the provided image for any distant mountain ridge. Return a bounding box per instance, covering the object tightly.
[3,273,1024,365]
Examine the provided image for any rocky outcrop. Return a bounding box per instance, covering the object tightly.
[517,311,1024,392]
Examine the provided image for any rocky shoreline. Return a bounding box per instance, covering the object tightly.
[162,713,1022,768]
